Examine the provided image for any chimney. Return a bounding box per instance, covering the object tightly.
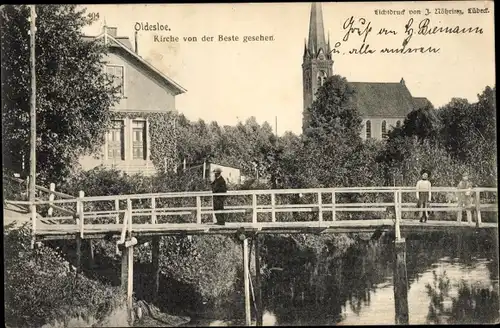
[135,30,139,55]
[107,27,117,37]
[400,77,405,85]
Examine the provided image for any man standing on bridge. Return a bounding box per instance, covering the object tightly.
[416,170,432,223]
[211,167,227,225]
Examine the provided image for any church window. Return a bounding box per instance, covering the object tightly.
[381,120,388,139]
[317,71,326,87]
[365,120,371,139]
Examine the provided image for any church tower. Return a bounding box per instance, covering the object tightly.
[302,2,334,132]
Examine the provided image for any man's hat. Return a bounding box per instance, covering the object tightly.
[213,167,222,173]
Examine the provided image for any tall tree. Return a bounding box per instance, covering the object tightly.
[298,75,368,188]
[304,75,362,144]
[1,5,119,184]
[438,87,497,185]
[401,104,441,142]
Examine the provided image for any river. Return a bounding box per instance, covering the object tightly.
[183,230,499,326]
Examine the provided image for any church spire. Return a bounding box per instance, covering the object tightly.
[307,2,327,56]
[327,30,331,54]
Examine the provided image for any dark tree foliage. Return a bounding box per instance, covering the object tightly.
[304,75,362,144]
[1,5,119,184]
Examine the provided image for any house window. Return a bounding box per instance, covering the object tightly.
[106,65,124,96]
[366,120,372,139]
[132,120,147,160]
[396,120,402,128]
[381,120,388,139]
[107,120,124,160]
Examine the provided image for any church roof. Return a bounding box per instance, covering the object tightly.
[348,82,417,118]
[413,97,433,109]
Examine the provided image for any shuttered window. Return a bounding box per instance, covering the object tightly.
[107,120,124,160]
[132,120,147,160]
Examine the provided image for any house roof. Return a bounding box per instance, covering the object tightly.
[348,81,417,118]
[83,32,187,95]
[413,97,433,109]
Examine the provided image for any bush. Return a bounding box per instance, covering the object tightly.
[4,223,124,328]
[159,235,243,303]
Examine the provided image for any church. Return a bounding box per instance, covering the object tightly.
[302,3,433,140]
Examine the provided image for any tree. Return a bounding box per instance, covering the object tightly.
[304,75,362,144]
[438,87,497,186]
[298,75,367,188]
[1,5,119,184]
[401,104,441,142]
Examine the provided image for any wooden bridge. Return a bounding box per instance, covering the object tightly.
[3,178,498,326]
[4,179,498,240]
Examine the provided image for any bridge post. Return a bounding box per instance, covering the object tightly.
[237,231,252,326]
[393,239,409,324]
[317,192,323,223]
[121,242,135,325]
[78,191,85,239]
[76,234,82,275]
[115,199,120,224]
[89,239,95,268]
[48,182,55,217]
[475,190,482,227]
[151,197,157,224]
[252,194,258,223]
[331,191,336,221]
[243,237,251,326]
[271,193,276,222]
[76,190,85,274]
[152,236,160,301]
[254,234,263,326]
[196,196,202,224]
[394,190,402,242]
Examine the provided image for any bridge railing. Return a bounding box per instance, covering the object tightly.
[19,186,498,237]
[3,176,77,218]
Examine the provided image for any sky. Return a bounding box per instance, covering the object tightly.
[80,2,495,135]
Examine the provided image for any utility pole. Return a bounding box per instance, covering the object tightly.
[29,5,37,249]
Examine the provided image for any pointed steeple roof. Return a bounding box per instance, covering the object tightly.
[307,2,327,56]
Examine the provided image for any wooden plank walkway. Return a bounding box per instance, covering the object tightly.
[29,219,498,240]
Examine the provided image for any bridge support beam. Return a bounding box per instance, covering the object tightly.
[121,243,135,325]
[152,236,160,301]
[393,238,409,325]
[242,237,251,326]
[89,239,95,268]
[76,235,82,275]
[253,235,263,326]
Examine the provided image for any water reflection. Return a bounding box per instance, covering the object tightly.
[207,311,277,327]
[186,231,499,326]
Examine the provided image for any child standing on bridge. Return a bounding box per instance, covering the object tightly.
[456,172,473,223]
[415,170,432,223]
